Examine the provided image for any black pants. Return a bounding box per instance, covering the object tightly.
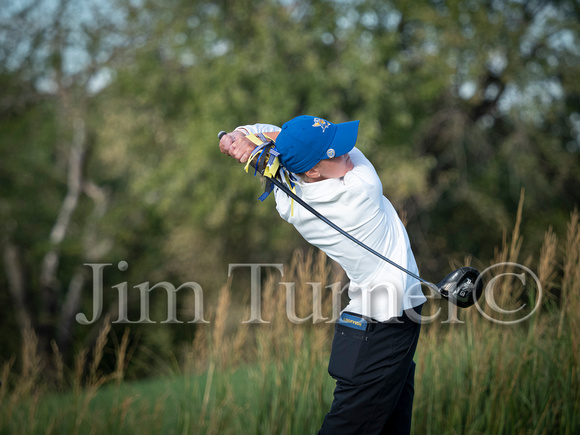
[319,305,423,435]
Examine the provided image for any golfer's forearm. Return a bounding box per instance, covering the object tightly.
[262,131,280,140]
[237,130,279,143]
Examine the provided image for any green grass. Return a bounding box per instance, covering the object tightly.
[3,319,578,435]
[2,209,579,434]
[1,359,336,435]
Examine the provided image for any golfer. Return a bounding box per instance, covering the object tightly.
[219,115,427,434]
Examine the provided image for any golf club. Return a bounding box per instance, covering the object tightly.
[219,132,483,308]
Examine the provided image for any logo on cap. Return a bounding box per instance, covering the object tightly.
[312,118,331,133]
[326,149,336,158]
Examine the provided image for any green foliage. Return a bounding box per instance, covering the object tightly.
[0,0,579,394]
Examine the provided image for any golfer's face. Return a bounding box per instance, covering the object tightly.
[316,153,354,179]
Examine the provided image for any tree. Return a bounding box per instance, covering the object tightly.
[0,0,157,364]
[1,0,578,379]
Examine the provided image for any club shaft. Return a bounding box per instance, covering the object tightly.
[219,132,429,285]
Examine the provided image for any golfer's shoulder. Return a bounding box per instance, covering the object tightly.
[346,148,383,202]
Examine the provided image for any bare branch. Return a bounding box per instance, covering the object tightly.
[57,268,86,355]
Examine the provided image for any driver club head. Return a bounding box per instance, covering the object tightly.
[436,266,483,308]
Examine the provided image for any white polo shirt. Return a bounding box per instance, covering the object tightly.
[237,123,426,321]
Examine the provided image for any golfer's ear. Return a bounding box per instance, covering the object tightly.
[305,167,321,179]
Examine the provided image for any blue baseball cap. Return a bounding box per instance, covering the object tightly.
[276,115,360,173]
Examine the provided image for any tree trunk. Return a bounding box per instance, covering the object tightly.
[38,116,86,355]
[3,242,33,333]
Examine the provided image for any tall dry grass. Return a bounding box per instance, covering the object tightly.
[0,205,579,434]
[412,204,580,434]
